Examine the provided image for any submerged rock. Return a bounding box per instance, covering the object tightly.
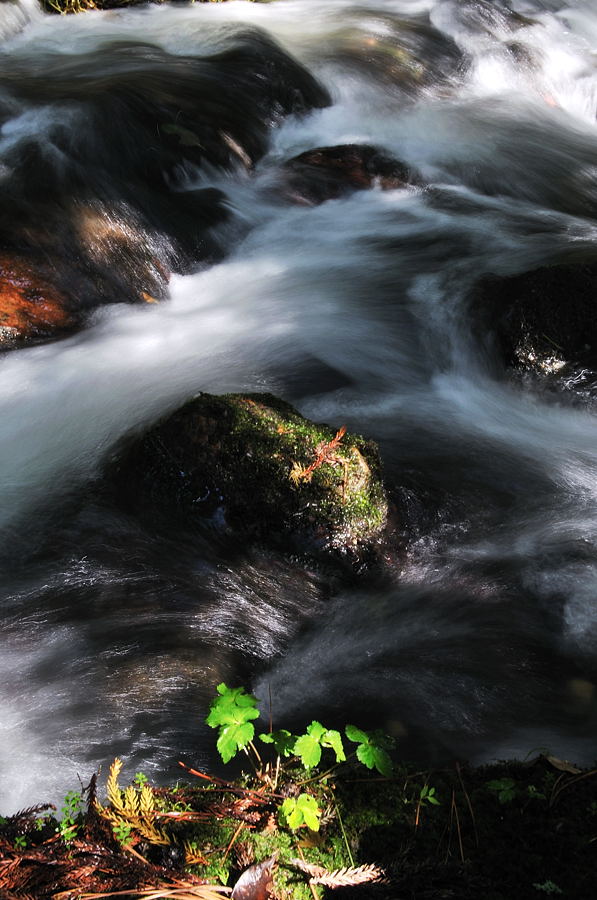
[279,144,420,206]
[109,393,388,560]
[475,258,597,372]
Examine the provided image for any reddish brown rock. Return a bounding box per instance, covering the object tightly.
[280,144,420,206]
[0,255,78,345]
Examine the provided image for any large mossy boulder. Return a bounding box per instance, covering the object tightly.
[109,393,388,559]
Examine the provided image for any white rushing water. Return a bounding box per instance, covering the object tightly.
[2,0,597,811]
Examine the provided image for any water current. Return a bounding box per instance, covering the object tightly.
[2,0,597,812]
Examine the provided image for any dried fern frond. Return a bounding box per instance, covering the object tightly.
[310,864,385,888]
[4,803,56,823]
[183,840,208,866]
[288,858,385,888]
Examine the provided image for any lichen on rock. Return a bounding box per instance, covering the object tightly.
[109,392,388,559]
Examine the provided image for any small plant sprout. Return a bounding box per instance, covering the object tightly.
[419,784,440,807]
[293,721,346,769]
[532,880,563,895]
[133,772,149,788]
[486,777,518,805]
[58,790,83,844]
[259,728,297,758]
[205,683,260,765]
[345,725,394,776]
[279,793,321,831]
[113,821,133,846]
[14,834,27,850]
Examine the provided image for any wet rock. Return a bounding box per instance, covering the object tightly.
[325,13,463,94]
[280,144,420,206]
[475,257,597,372]
[0,204,171,347]
[0,254,79,345]
[0,32,330,345]
[108,393,388,561]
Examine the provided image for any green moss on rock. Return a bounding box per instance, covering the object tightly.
[110,392,388,558]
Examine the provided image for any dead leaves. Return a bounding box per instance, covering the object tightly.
[231,855,277,900]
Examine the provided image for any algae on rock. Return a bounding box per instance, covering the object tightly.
[110,392,387,558]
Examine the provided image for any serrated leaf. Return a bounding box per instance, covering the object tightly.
[216,722,255,764]
[297,793,321,832]
[345,724,369,744]
[306,721,326,741]
[280,794,321,832]
[259,729,297,757]
[322,729,346,763]
[294,733,322,769]
[356,742,393,776]
[486,778,516,791]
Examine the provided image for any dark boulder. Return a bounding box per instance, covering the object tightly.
[0,32,331,345]
[476,259,597,372]
[108,393,388,561]
[279,144,420,206]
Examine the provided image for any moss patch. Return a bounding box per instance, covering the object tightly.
[109,392,388,560]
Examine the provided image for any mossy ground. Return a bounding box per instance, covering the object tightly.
[2,754,596,899]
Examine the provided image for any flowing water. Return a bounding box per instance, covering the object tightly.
[2,0,597,812]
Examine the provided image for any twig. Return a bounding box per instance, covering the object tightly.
[223,822,245,861]
[334,801,354,867]
[451,791,465,863]
[455,761,478,847]
[295,843,320,900]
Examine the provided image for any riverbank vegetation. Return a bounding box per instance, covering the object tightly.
[2,684,596,899]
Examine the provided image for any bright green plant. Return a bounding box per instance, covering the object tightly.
[113,821,133,846]
[133,772,148,788]
[58,790,83,844]
[293,721,345,768]
[14,834,27,849]
[259,728,297,758]
[419,784,440,807]
[206,684,396,778]
[345,724,394,776]
[279,793,321,831]
[205,683,260,764]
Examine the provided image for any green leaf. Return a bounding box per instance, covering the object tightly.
[279,794,321,832]
[322,729,346,763]
[206,684,260,738]
[345,724,369,744]
[306,721,327,741]
[297,793,321,831]
[346,725,394,776]
[216,721,255,764]
[293,732,322,769]
[356,742,393,776]
[259,729,297,757]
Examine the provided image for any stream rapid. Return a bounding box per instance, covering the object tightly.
[2,0,597,811]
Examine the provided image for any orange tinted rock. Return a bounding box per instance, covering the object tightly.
[0,255,77,344]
